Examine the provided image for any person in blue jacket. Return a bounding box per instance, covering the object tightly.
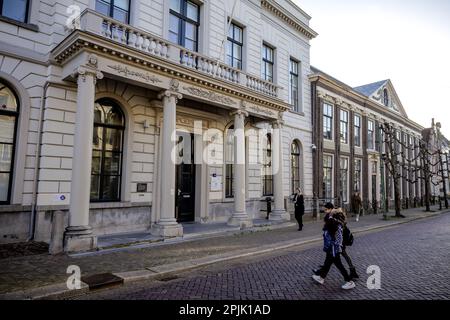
[312,209,356,290]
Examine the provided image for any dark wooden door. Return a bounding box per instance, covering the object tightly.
[175,132,195,222]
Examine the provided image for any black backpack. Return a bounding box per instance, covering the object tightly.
[343,226,354,246]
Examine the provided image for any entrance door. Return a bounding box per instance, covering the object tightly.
[175,132,196,222]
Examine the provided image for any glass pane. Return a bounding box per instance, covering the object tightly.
[95,0,110,16]
[104,128,123,151]
[2,0,28,22]
[94,101,124,126]
[185,39,196,51]
[0,115,15,144]
[90,175,100,200]
[233,43,242,59]
[103,152,121,174]
[113,8,129,23]
[234,25,243,42]
[186,1,199,21]
[0,83,18,112]
[91,150,102,175]
[170,0,181,13]
[101,175,120,200]
[0,144,13,172]
[114,0,129,10]
[92,126,103,150]
[185,22,197,40]
[0,173,9,202]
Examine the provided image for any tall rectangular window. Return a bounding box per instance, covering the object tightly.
[289,59,300,112]
[1,0,29,23]
[340,158,349,203]
[226,23,243,70]
[323,103,333,140]
[262,44,274,83]
[169,0,200,51]
[354,114,361,147]
[368,120,375,150]
[354,159,362,193]
[323,155,333,200]
[96,0,130,23]
[340,110,348,144]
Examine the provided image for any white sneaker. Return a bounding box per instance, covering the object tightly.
[312,275,325,285]
[341,281,356,290]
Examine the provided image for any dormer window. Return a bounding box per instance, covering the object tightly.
[383,89,389,107]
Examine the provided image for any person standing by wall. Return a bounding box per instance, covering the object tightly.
[352,192,362,222]
[293,188,305,231]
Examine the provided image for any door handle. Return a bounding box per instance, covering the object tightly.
[183,195,191,198]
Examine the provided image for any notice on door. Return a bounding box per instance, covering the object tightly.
[210,174,222,192]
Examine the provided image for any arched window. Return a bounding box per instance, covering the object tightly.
[262,133,273,196]
[383,89,389,107]
[0,81,19,204]
[91,99,125,202]
[225,125,234,198]
[291,141,301,194]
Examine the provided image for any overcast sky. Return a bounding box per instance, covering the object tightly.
[294,0,450,138]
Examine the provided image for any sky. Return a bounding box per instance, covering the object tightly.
[293,0,450,138]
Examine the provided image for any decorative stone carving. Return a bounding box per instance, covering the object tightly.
[183,86,237,106]
[72,65,103,84]
[107,64,162,84]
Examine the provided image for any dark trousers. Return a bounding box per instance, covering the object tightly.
[341,247,355,269]
[319,252,351,282]
[295,213,303,229]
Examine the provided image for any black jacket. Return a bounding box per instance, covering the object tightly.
[294,194,305,215]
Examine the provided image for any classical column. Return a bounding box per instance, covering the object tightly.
[228,109,253,227]
[270,119,290,221]
[64,63,103,252]
[151,86,184,237]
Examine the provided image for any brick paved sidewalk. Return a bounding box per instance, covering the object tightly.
[0,205,447,298]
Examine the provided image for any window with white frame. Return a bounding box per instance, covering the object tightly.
[169,0,200,51]
[261,44,274,83]
[354,114,361,147]
[289,59,300,112]
[340,110,348,144]
[340,157,349,203]
[323,155,333,200]
[226,23,243,70]
[323,103,333,140]
[368,120,375,150]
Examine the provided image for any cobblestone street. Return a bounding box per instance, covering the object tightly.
[76,213,450,300]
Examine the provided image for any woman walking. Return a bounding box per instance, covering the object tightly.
[333,208,359,280]
[293,188,305,231]
[312,209,356,290]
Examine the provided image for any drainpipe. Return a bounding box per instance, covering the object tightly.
[27,81,50,241]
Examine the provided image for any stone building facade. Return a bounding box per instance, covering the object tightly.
[310,67,427,213]
[0,0,317,251]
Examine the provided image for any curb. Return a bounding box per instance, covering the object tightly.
[1,210,447,300]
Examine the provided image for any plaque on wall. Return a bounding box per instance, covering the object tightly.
[137,183,148,193]
[210,174,222,192]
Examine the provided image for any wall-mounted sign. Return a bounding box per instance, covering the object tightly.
[137,183,148,193]
[211,175,222,192]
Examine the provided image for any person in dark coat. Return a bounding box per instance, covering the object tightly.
[293,188,305,231]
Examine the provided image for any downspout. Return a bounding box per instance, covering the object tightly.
[28,81,50,241]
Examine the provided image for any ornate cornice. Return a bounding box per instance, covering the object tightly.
[183,86,237,106]
[261,0,318,40]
